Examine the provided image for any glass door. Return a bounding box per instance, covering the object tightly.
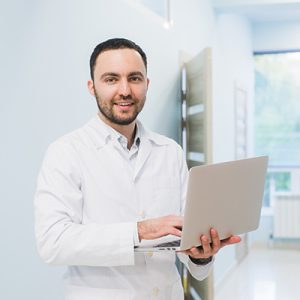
[181,47,213,300]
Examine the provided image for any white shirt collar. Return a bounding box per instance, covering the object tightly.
[85,115,170,149]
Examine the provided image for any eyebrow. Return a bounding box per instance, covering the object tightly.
[100,72,119,80]
[128,71,145,78]
[100,71,145,80]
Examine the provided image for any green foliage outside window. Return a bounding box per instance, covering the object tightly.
[254,52,300,206]
[262,172,291,207]
[255,52,300,167]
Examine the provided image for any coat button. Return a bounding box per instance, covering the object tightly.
[139,211,145,219]
[146,251,153,257]
[152,287,160,296]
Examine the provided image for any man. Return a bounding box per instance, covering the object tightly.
[35,38,240,300]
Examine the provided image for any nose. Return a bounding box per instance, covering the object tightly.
[118,79,131,98]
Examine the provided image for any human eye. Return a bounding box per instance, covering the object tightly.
[129,75,143,82]
[104,77,117,84]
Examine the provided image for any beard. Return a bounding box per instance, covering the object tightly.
[94,91,145,126]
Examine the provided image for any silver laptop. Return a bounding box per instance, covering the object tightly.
[135,156,268,252]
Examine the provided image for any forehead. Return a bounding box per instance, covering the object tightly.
[94,48,146,75]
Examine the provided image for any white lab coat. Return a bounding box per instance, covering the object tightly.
[34,116,212,300]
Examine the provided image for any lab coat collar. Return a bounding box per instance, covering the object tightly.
[85,115,171,149]
[136,120,171,147]
[84,116,111,149]
[109,120,141,149]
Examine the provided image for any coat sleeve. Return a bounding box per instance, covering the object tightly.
[34,141,135,267]
[175,144,213,281]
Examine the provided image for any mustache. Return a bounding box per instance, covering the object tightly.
[119,95,133,100]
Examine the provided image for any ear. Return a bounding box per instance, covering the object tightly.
[87,80,95,96]
[146,78,150,89]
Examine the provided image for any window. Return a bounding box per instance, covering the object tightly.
[254,51,300,207]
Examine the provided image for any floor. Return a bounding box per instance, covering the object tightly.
[214,246,300,300]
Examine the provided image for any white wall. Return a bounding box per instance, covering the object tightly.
[253,20,300,51]
[0,0,218,299]
[212,13,254,162]
[212,13,255,287]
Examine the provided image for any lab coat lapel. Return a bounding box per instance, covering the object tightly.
[134,138,152,181]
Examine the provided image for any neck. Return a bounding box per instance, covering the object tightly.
[98,112,136,149]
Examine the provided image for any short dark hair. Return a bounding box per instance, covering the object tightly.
[89,38,147,80]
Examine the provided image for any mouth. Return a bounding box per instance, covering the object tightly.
[114,102,134,110]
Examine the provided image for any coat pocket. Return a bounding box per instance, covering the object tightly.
[153,176,181,215]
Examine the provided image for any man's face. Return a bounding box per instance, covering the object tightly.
[88,48,149,126]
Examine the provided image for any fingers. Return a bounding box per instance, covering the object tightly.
[200,235,211,255]
[209,228,220,253]
[159,215,183,237]
[199,230,220,257]
[220,235,241,247]
[180,233,214,259]
[164,215,183,228]
[208,228,241,250]
[168,226,182,237]
[197,229,221,257]
[181,229,241,260]
[138,215,183,240]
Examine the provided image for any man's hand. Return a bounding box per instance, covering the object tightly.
[180,228,241,259]
[137,215,183,241]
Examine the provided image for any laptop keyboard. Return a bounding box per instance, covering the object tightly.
[154,239,181,248]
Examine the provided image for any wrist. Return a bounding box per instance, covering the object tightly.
[133,223,140,246]
[189,255,213,265]
[137,221,144,241]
